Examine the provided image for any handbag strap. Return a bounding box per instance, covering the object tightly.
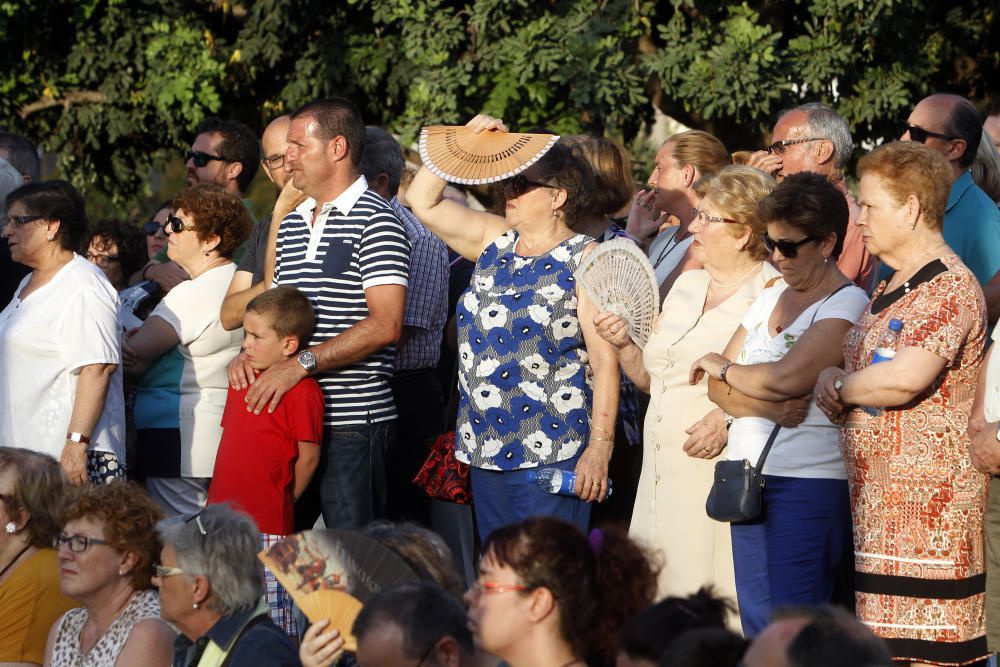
[752,281,853,473]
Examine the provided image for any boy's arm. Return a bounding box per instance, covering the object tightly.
[293,442,320,500]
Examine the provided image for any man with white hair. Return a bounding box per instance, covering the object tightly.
[750,103,876,291]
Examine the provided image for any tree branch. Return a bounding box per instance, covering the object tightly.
[19,91,108,119]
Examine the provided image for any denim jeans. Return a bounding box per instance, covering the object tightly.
[319,419,395,530]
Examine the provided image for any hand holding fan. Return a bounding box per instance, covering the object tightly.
[419,125,560,184]
[259,530,418,650]
[575,239,660,348]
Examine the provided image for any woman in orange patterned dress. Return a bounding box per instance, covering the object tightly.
[814,141,989,666]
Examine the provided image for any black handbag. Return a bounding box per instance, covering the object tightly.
[705,423,780,523]
[704,282,853,523]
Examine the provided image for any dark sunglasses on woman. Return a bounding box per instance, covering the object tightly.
[502,174,555,199]
[144,220,165,236]
[761,233,818,259]
[164,214,197,234]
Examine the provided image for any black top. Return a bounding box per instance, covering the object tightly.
[871,259,948,315]
[173,606,299,667]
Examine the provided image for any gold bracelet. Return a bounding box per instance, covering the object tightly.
[591,426,614,438]
[589,435,614,442]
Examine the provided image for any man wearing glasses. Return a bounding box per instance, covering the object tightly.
[748,103,877,292]
[899,94,1000,300]
[143,117,262,293]
[219,114,292,330]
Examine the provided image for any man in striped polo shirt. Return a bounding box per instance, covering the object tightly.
[244,97,410,530]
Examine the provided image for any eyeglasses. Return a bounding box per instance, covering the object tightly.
[902,122,957,144]
[263,154,285,170]
[186,150,230,168]
[54,533,111,553]
[691,206,740,226]
[85,253,121,268]
[154,564,187,578]
[3,214,45,229]
[468,580,530,596]
[766,137,824,156]
[762,233,818,258]
[414,636,443,667]
[164,214,197,234]
[503,174,556,199]
[144,220,166,236]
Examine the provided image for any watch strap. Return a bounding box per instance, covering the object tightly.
[66,432,91,445]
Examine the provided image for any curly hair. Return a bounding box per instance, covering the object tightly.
[484,517,659,666]
[62,482,164,591]
[84,220,146,279]
[171,183,253,259]
[0,448,66,549]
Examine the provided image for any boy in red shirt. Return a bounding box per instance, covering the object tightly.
[208,286,324,638]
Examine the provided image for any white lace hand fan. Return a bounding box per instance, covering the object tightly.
[575,238,660,348]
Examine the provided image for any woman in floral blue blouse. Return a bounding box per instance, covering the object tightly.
[409,115,620,540]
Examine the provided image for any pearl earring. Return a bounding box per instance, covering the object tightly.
[4,521,16,534]
[193,602,200,609]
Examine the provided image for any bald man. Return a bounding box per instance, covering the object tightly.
[896,94,1000,324]
[220,115,293,330]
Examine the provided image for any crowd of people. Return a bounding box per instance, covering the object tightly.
[1,91,1000,667]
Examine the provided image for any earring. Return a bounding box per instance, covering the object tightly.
[47,235,54,241]
[119,569,126,576]
[4,521,16,534]
[824,256,829,264]
[193,602,200,610]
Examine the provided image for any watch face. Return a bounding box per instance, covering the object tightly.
[834,378,843,391]
[298,350,317,372]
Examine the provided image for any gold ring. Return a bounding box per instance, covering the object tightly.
[592,480,600,487]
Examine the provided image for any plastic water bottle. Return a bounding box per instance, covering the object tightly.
[863,318,903,415]
[527,468,613,498]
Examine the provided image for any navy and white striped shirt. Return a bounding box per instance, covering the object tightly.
[274,176,410,426]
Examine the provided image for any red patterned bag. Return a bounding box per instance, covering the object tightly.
[413,431,472,505]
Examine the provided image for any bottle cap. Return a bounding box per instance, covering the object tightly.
[889,318,903,331]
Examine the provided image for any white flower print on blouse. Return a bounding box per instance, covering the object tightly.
[551,316,579,340]
[476,358,500,377]
[550,245,571,262]
[528,304,552,324]
[481,437,504,459]
[520,354,551,379]
[462,291,480,314]
[459,342,474,370]
[554,361,581,382]
[480,303,510,329]
[519,381,547,402]
[524,430,554,459]
[551,386,585,414]
[474,274,494,291]
[558,439,583,459]
[472,383,503,411]
[459,422,477,450]
[537,284,564,303]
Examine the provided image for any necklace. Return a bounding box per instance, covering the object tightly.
[652,229,689,270]
[887,242,949,295]
[0,543,31,579]
[709,262,763,290]
[79,590,135,657]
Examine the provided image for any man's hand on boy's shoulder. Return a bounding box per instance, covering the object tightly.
[245,356,308,415]
[228,352,259,391]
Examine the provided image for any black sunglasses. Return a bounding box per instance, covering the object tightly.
[503,174,556,198]
[144,220,164,236]
[4,214,45,228]
[902,122,957,144]
[186,150,230,168]
[762,233,818,258]
[165,214,197,234]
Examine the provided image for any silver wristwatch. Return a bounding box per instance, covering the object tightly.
[297,350,317,374]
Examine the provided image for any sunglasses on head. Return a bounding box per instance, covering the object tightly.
[164,214,197,234]
[502,174,556,199]
[762,233,818,258]
[186,150,230,168]
[902,122,957,144]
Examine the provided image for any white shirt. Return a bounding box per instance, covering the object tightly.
[984,327,1000,422]
[149,263,243,476]
[726,281,869,479]
[0,255,125,461]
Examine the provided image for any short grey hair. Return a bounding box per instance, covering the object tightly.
[358,126,405,198]
[156,505,263,616]
[784,103,854,170]
[0,158,22,215]
[972,127,1000,203]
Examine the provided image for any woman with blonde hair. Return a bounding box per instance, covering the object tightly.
[596,166,790,606]
[627,130,731,296]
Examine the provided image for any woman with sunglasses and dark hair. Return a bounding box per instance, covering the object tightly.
[689,171,869,637]
[0,180,127,484]
[407,115,620,542]
[815,142,988,666]
[123,184,251,516]
[45,482,174,667]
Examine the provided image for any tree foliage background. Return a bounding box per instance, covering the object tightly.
[0,0,997,211]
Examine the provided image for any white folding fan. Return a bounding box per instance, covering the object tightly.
[575,238,660,348]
